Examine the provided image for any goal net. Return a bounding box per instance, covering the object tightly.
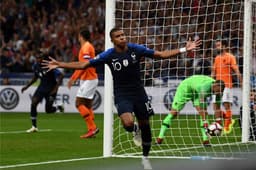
[104,0,256,159]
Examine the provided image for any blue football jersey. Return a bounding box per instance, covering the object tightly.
[90,43,154,97]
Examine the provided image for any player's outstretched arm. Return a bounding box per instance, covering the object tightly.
[153,38,201,59]
[42,57,90,72]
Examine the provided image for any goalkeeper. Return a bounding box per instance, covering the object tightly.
[156,75,225,146]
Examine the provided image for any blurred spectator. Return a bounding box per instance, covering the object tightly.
[239,89,256,141]
[0,48,13,85]
[0,0,244,86]
[194,51,212,76]
[141,58,153,86]
[235,47,243,75]
[251,46,256,88]
[11,50,25,72]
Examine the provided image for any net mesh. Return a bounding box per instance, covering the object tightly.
[111,0,255,158]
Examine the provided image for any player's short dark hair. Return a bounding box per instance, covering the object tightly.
[215,39,228,47]
[79,28,91,41]
[36,49,48,59]
[215,80,225,91]
[36,50,43,58]
[110,27,122,39]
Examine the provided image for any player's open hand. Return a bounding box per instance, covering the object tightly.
[42,57,59,72]
[186,37,202,51]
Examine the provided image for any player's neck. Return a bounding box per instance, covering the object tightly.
[218,50,227,56]
[80,40,88,46]
[114,45,128,53]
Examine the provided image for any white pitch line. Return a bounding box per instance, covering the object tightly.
[0,156,104,169]
[0,129,52,134]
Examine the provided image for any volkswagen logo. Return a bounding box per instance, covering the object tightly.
[0,88,19,110]
[92,90,101,110]
[163,88,176,110]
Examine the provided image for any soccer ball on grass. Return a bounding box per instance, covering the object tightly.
[208,122,222,136]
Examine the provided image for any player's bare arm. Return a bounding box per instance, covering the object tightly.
[153,38,201,59]
[211,66,216,79]
[234,68,243,88]
[42,57,90,72]
[21,76,38,93]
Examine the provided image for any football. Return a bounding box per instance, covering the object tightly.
[208,122,222,136]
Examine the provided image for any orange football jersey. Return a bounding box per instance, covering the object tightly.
[70,42,98,81]
[213,52,239,88]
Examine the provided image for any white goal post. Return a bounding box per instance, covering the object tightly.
[242,0,254,143]
[103,0,115,157]
[103,0,255,158]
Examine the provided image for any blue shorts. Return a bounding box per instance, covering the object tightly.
[115,96,154,120]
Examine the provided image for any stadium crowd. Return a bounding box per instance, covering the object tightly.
[0,0,105,84]
[0,0,253,87]
[114,0,245,86]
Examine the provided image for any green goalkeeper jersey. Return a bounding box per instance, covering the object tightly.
[172,75,220,111]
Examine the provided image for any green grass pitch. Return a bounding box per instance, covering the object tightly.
[1,113,256,170]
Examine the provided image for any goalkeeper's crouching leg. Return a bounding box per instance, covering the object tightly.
[200,119,211,147]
